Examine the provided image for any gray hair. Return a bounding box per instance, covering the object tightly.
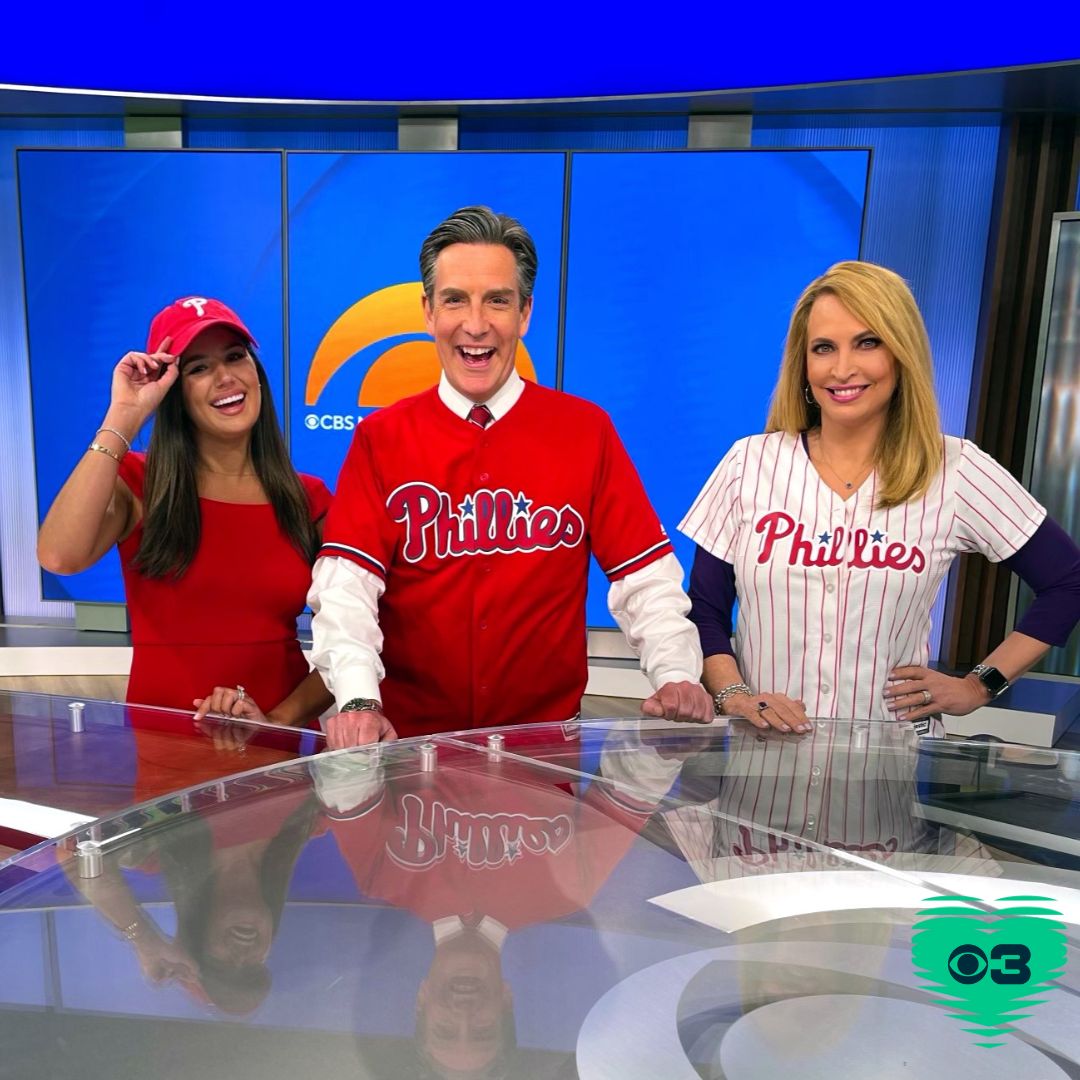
[419,205,538,304]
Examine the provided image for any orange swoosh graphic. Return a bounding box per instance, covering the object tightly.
[307,281,539,410]
[306,282,426,406]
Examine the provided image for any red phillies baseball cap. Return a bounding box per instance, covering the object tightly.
[146,296,258,356]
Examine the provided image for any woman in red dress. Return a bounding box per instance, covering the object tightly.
[38,296,333,741]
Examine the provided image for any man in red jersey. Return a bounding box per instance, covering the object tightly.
[309,206,710,748]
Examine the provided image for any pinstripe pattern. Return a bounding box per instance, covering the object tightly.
[680,433,1045,722]
[661,722,995,883]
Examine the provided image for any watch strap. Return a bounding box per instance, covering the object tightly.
[340,697,383,714]
[970,664,1010,699]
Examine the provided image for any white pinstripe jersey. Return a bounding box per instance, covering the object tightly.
[679,432,1045,721]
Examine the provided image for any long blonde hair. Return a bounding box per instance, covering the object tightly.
[766,261,942,508]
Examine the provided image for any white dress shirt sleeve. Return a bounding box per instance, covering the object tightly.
[309,751,386,814]
[307,555,386,711]
[607,552,703,691]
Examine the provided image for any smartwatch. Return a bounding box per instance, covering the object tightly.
[969,664,1010,700]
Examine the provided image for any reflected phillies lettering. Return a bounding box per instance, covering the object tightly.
[387,482,586,563]
[386,792,574,870]
[732,823,899,867]
[755,511,926,573]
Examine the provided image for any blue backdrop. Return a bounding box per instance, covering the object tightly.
[19,149,285,602]
[21,148,868,624]
[562,150,868,623]
[287,151,567,479]
[0,6,1073,101]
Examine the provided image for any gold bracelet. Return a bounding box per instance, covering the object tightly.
[88,441,123,463]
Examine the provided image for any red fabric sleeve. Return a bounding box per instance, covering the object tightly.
[589,416,673,581]
[318,424,398,580]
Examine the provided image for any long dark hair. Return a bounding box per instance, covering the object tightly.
[157,791,320,1014]
[135,350,319,578]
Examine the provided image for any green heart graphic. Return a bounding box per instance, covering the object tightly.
[912,895,1068,1048]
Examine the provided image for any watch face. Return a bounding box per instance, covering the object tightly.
[975,665,1009,697]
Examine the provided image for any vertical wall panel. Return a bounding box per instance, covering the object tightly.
[0,119,124,620]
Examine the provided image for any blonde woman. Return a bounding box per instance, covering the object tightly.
[680,261,1080,734]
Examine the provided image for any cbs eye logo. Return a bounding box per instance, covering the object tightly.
[947,943,1031,986]
[304,282,537,413]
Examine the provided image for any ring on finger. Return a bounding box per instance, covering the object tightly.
[920,689,932,706]
[236,685,246,704]
[756,700,769,712]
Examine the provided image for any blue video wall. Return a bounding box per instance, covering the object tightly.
[287,152,567,473]
[20,150,286,604]
[20,148,868,622]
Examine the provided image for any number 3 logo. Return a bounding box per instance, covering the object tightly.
[948,943,1032,985]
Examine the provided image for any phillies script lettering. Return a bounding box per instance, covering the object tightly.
[732,823,900,868]
[388,482,585,564]
[386,793,574,870]
[756,512,926,573]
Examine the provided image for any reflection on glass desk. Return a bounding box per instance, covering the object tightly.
[0,717,1077,1079]
[0,690,325,855]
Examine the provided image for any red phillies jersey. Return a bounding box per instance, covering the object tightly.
[320,381,672,735]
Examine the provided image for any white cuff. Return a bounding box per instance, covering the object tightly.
[308,555,386,712]
[608,553,703,692]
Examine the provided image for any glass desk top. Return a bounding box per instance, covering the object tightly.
[0,689,325,855]
[1,714,1078,1079]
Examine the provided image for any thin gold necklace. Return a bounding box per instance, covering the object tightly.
[816,440,874,491]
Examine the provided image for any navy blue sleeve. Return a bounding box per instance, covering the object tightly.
[688,544,737,658]
[1003,517,1080,647]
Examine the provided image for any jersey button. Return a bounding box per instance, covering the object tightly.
[479,684,489,694]
[825,584,835,594]
[479,621,488,631]
[479,472,490,483]
[823,633,833,644]
[821,684,831,695]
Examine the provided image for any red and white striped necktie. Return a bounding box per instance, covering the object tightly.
[468,403,493,429]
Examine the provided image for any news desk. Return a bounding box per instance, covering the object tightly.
[1,696,1077,1078]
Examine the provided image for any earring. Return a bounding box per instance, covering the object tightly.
[804,384,816,405]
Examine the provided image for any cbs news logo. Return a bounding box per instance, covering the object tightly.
[303,282,537,431]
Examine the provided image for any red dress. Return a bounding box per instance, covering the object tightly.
[117,452,331,717]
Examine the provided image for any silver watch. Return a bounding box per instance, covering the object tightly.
[969,664,1010,700]
[340,697,382,714]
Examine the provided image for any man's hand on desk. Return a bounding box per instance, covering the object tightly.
[641,681,714,725]
[325,708,398,750]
